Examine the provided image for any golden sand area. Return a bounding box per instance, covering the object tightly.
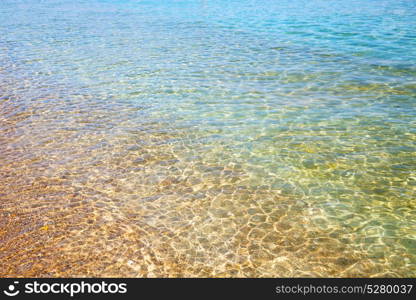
[0,90,412,277]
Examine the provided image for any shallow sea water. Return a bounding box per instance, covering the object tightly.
[0,0,415,277]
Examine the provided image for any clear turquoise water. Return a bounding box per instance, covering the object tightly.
[0,0,415,277]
